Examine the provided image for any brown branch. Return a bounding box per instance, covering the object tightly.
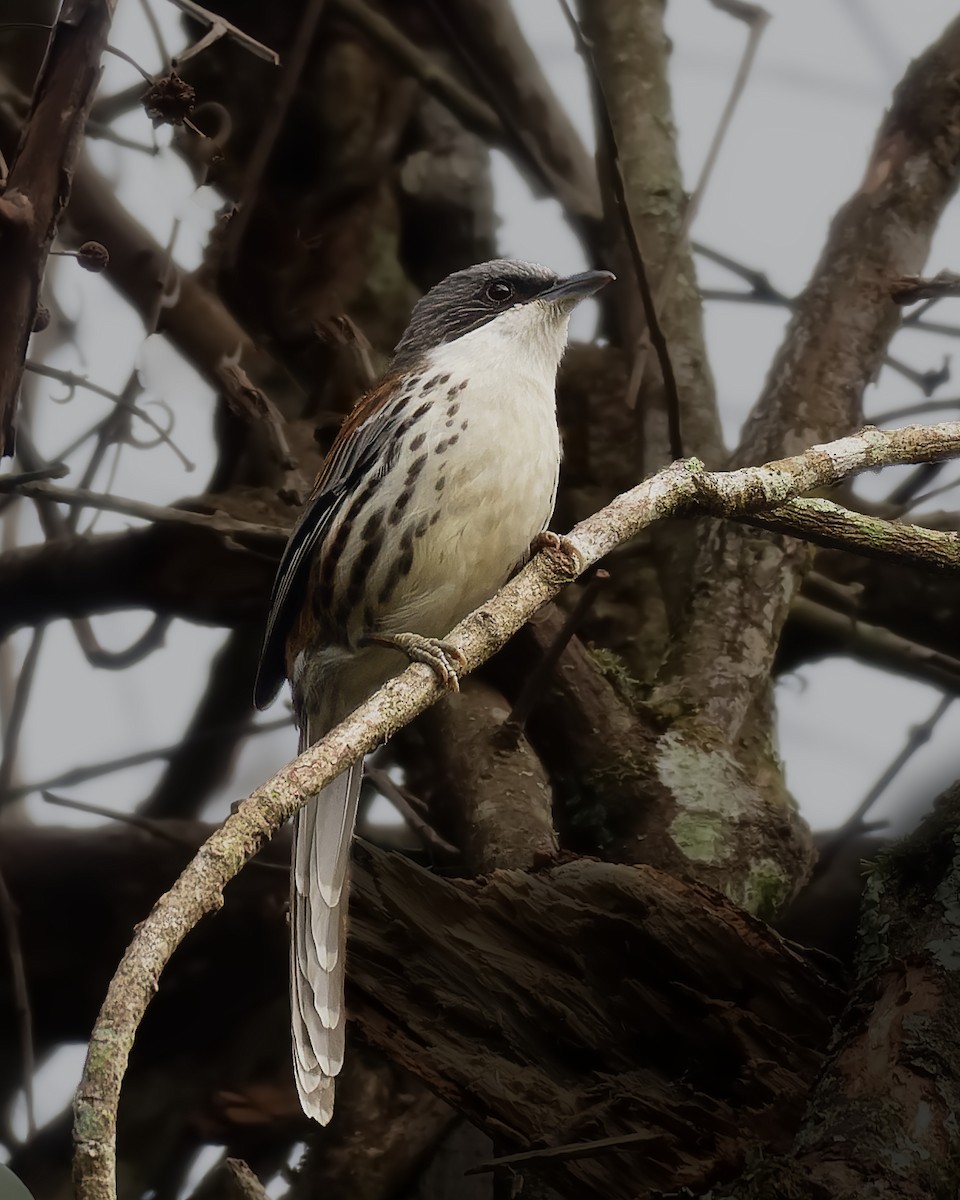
[0,520,276,640]
[423,0,602,237]
[168,0,280,66]
[656,14,960,741]
[561,0,682,461]
[11,480,285,544]
[0,0,119,456]
[0,461,67,491]
[791,595,960,693]
[891,269,960,304]
[737,496,960,571]
[71,421,960,1200]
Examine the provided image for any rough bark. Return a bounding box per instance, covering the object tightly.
[716,783,960,1199]
[419,679,558,874]
[0,0,118,455]
[578,0,724,471]
[347,845,842,1200]
[655,15,960,739]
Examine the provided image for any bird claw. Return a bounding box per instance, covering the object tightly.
[373,632,466,692]
[530,530,582,579]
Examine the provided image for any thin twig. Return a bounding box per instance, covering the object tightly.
[24,360,194,471]
[0,627,45,804]
[502,570,609,737]
[332,0,500,138]
[104,43,154,84]
[466,1129,662,1173]
[883,354,951,396]
[0,863,35,1137]
[138,0,170,68]
[364,765,459,857]
[220,0,327,264]
[42,791,196,848]
[815,692,954,876]
[891,271,960,305]
[626,1,770,417]
[792,595,960,695]
[7,717,292,801]
[558,0,683,460]
[871,397,960,425]
[12,480,286,545]
[41,792,289,875]
[168,0,280,65]
[0,461,68,491]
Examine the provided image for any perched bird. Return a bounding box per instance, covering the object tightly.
[254,259,614,1124]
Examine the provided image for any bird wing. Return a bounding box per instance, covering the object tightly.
[253,373,410,708]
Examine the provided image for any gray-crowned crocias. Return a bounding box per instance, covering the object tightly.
[255,259,614,1124]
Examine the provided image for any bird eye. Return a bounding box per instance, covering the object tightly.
[484,280,515,305]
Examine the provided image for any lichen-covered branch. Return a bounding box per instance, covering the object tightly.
[73,420,960,1200]
[657,14,960,739]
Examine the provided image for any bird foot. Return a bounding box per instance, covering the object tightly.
[367,632,467,692]
[530,530,582,580]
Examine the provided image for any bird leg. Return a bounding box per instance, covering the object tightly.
[363,633,467,692]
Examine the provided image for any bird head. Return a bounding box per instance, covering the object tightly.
[391,259,615,382]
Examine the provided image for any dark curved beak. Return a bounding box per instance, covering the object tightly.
[540,269,616,306]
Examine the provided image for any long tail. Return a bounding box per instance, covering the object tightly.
[290,754,362,1124]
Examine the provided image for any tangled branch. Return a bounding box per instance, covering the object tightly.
[71,420,960,1200]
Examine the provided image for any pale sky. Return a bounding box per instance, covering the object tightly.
[5,0,960,1158]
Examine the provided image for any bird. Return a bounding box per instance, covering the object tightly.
[254,258,614,1125]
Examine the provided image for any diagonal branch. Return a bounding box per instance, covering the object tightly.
[73,420,960,1200]
[656,14,960,740]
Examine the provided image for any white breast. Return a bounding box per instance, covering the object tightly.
[367,306,566,640]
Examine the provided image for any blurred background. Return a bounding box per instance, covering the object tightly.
[2,0,960,1195]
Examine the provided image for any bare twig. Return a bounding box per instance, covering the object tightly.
[0,863,35,1137]
[502,570,609,736]
[420,0,602,237]
[884,353,951,396]
[870,396,960,425]
[7,716,291,801]
[331,0,500,139]
[138,0,170,69]
[467,1129,661,1173]
[364,764,459,857]
[0,461,68,491]
[41,791,196,849]
[168,0,280,66]
[221,0,328,265]
[72,420,960,1200]
[0,627,45,804]
[792,595,960,694]
[25,360,195,471]
[12,480,286,545]
[891,271,960,305]
[41,793,289,876]
[738,497,960,572]
[814,692,954,876]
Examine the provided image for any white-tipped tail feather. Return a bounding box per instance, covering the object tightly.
[290,760,362,1125]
